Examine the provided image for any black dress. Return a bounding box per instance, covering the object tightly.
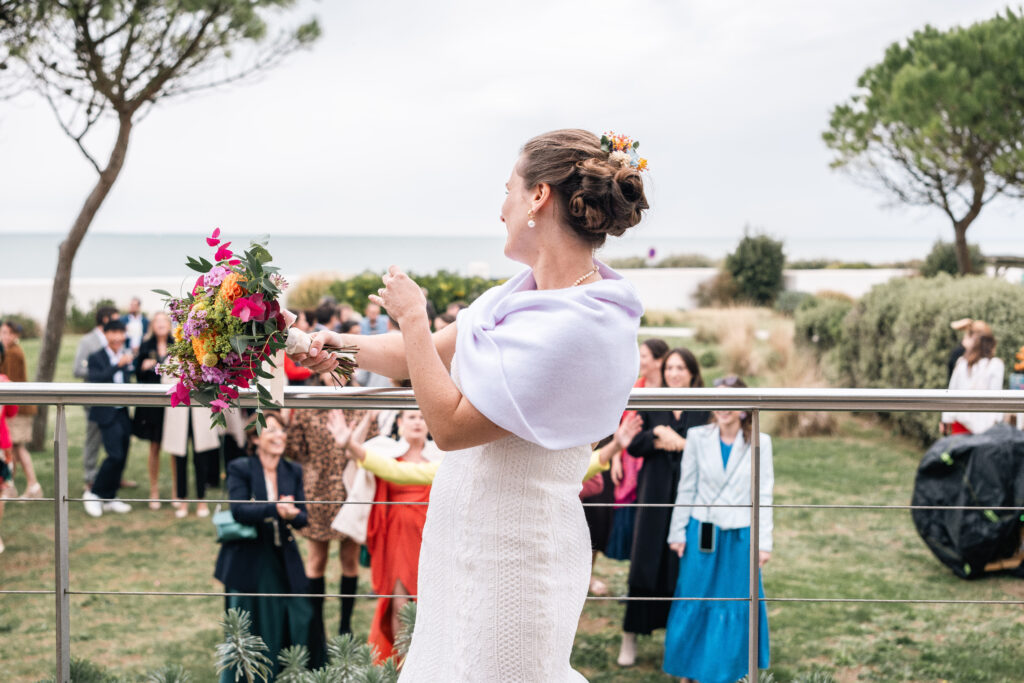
[623,408,710,635]
[131,336,169,442]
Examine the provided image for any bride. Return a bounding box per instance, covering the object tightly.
[293,129,649,681]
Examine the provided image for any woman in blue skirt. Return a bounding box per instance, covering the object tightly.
[663,375,773,683]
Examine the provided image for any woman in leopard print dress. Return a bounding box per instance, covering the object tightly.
[285,371,379,637]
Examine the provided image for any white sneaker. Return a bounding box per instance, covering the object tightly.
[83,491,103,518]
[617,631,637,667]
[102,499,132,514]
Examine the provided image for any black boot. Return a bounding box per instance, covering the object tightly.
[339,575,358,635]
[307,576,327,668]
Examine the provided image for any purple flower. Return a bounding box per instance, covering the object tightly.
[223,352,241,367]
[203,265,231,288]
[183,308,208,339]
[201,364,229,384]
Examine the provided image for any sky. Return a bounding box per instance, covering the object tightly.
[0,0,1020,256]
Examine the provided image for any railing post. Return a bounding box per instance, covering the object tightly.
[54,404,70,682]
[749,409,760,682]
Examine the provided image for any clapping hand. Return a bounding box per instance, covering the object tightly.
[653,425,686,452]
[276,494,300,521]
[615,413,643,449]
[325,410,352,448]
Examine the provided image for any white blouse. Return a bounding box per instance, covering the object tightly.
[942,356,1005,434]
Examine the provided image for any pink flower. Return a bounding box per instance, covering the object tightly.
[219,385,240,400]
[210,398,230,413]
[206,228,221,247]
[228,259,241,266]
[215,242,233,261]
[168,381,191,408]
[231,293,266,323]
[191,275,205,296]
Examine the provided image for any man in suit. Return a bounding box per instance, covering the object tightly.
[73,305,119,491]
[82,320,135,517]
[120,296,149,353]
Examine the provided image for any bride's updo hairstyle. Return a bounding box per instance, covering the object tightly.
[518,129,649,247]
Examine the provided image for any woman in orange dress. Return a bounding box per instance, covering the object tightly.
[338,410,433,662]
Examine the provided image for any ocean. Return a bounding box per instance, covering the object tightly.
[4,231,1018,280]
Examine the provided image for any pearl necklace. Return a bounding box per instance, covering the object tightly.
[572,266,599,287]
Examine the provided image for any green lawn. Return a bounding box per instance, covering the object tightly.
[2,335,1022,681]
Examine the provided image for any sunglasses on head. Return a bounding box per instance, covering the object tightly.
[713,375,741,388]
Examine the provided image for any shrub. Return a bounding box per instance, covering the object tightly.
[920,240,985,277]
[698,349,719,369]
[794,296,855,352]
[0,312,41,339]
[67,297,116,334]
[605,255,647,269]
[656,253,713,268]
[695,270,740,307]
[835,274,1024,444]
[774,291,812,316]
[725,232,786,305]
[286,274,340,310]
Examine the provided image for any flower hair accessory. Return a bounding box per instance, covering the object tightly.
[601,132,649,172]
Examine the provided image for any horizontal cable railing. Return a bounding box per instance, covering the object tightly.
[2,383,1022,682]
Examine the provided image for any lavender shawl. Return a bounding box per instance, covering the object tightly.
[455,260,643,450]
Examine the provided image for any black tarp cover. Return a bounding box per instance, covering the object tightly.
[911,424,1024,579]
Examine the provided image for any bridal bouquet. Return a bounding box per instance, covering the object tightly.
[156,229,357,431]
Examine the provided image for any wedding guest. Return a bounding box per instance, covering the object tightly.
[360,302,389,335]
[0,320,41,498]
[215,411,325,680]
[942,320,1005,435]
[583,413,643,595]
[433,313,455,332]
[314,304,339,332]
[162,401,219,518]
[334,410,433,662]
[74,305,119,491]
[0,376,16,553]
[133,312,172,510]
[663,375,773,682]
[618,347,710,667]
[444,300,468,317]
[284,371,380,637]
[338,303,356,324]
[606,338,669,562]
[82,320,135,517]
[295,310,315,333]
[340,319,361,335]
[121,296,149,353]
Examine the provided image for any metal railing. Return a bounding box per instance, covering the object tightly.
[2,382,1023,683]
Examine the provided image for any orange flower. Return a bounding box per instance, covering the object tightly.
[218,272,247,303]
[173,324,184,342]
[637,158,648,171]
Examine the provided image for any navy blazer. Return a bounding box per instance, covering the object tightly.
[214,456,310,594]
[86,347,135,426]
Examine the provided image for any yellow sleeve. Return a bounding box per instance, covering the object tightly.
[583,450,611,482]
[360,449,439,485]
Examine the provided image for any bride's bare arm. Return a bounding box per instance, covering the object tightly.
[295,320,457,379]
[372,267,508,451]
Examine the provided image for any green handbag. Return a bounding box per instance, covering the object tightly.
[212,505,257,543]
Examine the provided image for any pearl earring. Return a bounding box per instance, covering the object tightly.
[527,210,536,228]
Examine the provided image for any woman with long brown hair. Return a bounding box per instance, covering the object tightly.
[617,347,709,667]
[942,320,1005,435]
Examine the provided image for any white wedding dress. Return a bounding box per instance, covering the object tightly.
[399,354,591,682]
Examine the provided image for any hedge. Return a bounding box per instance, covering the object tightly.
[835,274,1024,444]
[794,296,855,352]
[323,270,505,316]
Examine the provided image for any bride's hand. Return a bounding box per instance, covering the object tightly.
[369,266,427,327]
[294,330,342,373]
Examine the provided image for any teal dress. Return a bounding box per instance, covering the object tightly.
[662,440,770,683]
